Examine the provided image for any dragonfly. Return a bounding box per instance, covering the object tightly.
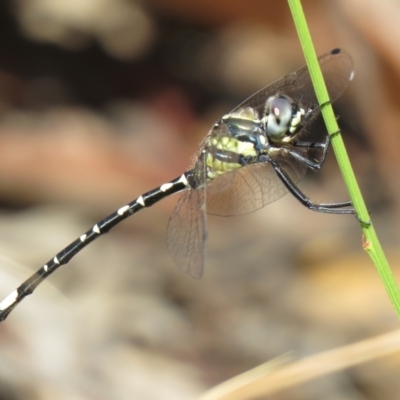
[0,48,356,321]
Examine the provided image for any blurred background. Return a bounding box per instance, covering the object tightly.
[0,0,400,399]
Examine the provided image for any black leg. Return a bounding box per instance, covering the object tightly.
[269,158,355,214]
[287,136,330,171]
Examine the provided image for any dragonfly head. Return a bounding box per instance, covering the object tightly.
[263,95,305,145]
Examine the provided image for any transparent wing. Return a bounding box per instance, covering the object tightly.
[232,48,353,125]
[206,149,308,216]
[167,152,207,279]
[168,49,354,267]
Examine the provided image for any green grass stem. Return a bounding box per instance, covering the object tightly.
[288,0,400,318]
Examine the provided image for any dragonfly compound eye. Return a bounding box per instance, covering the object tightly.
[264,95,295,142]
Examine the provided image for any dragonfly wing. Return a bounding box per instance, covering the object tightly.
[232,48,353,121]
[206,150,307,216]
[167,152,207,279]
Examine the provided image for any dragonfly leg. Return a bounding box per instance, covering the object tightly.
[269,158,355,214]
[288,136,330,170]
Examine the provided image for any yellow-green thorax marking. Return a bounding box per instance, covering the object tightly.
[206,108,266,180]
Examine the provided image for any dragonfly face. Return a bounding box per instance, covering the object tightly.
[262,95,307,144]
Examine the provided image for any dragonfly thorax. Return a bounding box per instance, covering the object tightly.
[205,110,267,180]
[262,95,306,144]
